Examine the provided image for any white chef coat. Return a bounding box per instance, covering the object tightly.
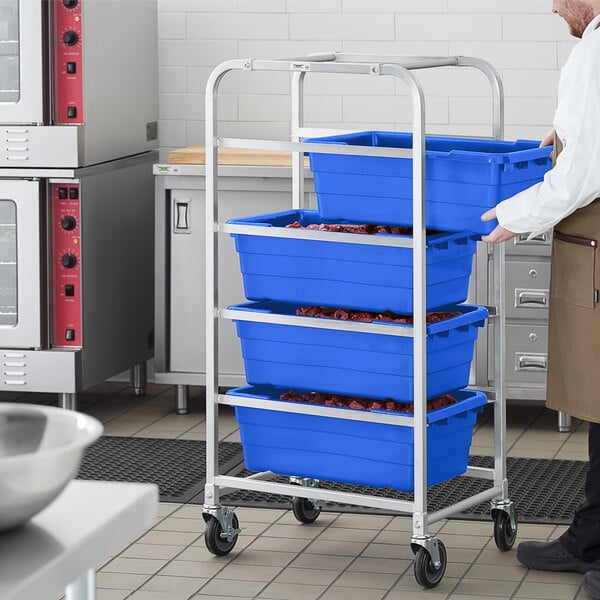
[495,13,600,237]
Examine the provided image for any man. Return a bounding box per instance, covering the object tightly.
[481,1,600,597]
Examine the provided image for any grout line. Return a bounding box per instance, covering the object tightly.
[122,508,211,600]
[88,385,174,427]
[310,511,407,600]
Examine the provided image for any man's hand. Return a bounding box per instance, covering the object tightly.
[480,208,519,243]
[540,129,554,148]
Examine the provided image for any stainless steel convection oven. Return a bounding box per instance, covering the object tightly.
[0,0,158,409]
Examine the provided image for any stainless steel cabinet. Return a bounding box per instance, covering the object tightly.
[503,234,551,400]
[154,162,314,411]
[475,231,564,426]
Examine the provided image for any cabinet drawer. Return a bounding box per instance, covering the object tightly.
[505,260,551,319]
[505,230,552,257]
[505,323,548,385]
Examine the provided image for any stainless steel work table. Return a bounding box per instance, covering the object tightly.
[0,480,158,600]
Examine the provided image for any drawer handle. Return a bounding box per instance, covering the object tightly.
[515,289,549,307]
[515,232,550,245]
[516,354,548,371]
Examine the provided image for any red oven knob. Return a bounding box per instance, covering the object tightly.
[63,31,79,46]
[61,216,77,231]
[61,253,77,269]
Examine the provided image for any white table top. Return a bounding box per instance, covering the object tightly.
[0,479,158,600]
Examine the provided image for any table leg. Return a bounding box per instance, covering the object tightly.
[558,411,572,433]
[65,569,96,600]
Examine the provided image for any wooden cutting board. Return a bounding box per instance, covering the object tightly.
[167,145,309,167]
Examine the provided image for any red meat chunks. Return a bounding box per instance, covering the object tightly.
[296,305,461,324]
[279,390,457,413]
[285,221,418,235]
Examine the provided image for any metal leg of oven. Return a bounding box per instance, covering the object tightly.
[59,392,77,411]
[130,362,147,396]
[176,384,189,415]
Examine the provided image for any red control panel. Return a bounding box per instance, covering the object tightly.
[54,0,84,124]
[52,183,82,347]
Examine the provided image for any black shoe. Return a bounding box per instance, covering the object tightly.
[584,571,600,598]
[516,539,600,573]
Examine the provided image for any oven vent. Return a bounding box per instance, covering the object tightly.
[3,353,27,387]
[2,128,30,163]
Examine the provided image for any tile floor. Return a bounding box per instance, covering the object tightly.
[4,381,594,600]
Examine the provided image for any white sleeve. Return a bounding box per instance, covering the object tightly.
[495,62,600,237]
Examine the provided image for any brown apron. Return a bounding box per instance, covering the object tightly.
[546,134,600,422]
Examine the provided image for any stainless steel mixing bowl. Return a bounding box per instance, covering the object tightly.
[0,403,103,532]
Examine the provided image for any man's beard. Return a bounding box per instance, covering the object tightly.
[568,6,595,38]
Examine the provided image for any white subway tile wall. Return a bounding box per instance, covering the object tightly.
[157,0,576,159]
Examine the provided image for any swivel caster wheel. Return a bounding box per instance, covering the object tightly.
[493,510,518,551]
[413,540,447,588]
[291,496,322,524]
[204,513,239,556]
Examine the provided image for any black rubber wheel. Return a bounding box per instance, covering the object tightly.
[413,540,447,589]
[292,496,322,524]
[204,514,239,556]
[493,510,518,551]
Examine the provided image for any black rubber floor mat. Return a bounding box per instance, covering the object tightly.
[78,438,588,524]
[76,436,245,503]
[189,454,588,525]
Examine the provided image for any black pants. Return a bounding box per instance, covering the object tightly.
[560,422,600,561]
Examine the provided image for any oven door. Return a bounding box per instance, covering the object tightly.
[0,0,44,124]
[0,179,43,348]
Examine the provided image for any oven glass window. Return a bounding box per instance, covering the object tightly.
[0,0,19,103]
[0,201,17,325]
